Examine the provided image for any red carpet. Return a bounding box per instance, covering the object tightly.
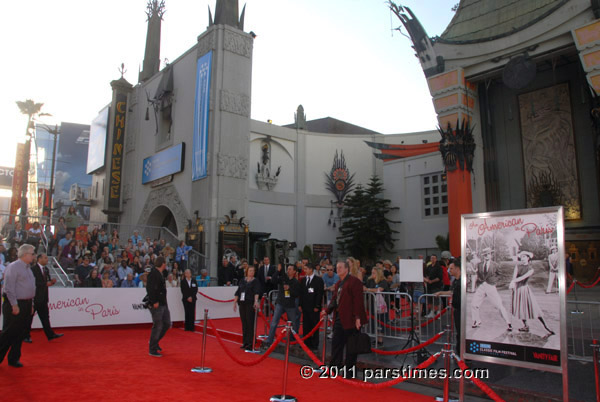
[0,324,435,402]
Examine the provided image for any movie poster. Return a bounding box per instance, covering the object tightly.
[461,207,566,373]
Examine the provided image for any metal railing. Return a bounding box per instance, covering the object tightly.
[417,293,453,347]
[49,256,74,287]
[567,300,600,362]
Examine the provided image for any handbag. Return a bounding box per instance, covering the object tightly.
[346,331,372,355]
[376,292,388,314]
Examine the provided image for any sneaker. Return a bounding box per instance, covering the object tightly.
[425,311,436,319]
[149,351,163,357]
[327,333,333,339]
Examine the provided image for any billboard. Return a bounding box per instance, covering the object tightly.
[461,207,566,374]
[107,94,127,211]
[0,167,14,188]
[192,51,212,181]
[86,105,110,174]
[142,143,185,184]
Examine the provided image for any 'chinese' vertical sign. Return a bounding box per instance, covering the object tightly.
[192,51,212,181]
[108,94,127,210]
[9,143,27,222]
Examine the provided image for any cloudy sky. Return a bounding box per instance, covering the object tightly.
[2,0,455,167]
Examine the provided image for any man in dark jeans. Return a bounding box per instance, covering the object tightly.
[146,256,171,357]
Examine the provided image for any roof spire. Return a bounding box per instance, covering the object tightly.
[139,0,166,82]
[209,0,245,30]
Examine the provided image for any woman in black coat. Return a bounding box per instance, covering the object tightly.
[180,269,198,331]
[233,265,261,350]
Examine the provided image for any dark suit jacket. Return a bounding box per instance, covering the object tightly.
[32,264,50,304]
[300,275,324,311]
[476,260,501,286]
[181,277,198,302]
[257,264,276,295]
[327,275,367,330]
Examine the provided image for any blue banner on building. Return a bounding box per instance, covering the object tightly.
[192,51,212,181]
[142,143,185,184]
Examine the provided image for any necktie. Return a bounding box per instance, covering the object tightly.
[265,265,268,280]
[306,277,311,287]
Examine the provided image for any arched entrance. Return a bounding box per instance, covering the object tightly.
[147,205,178,237]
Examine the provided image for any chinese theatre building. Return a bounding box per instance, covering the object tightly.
[391,0,600,278]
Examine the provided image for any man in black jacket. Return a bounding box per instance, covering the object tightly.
[261,264,300,349]
[24,254,63,343]
[300,263,324,350]
[147,257,171,357]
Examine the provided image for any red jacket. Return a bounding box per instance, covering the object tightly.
[328,274,367,330]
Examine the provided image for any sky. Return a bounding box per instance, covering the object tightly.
[2,0,456,168]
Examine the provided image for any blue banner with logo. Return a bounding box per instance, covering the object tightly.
[142,143,185,184]
[192,51,212,181]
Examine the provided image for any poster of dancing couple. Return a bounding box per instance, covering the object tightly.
[461,206,567,373]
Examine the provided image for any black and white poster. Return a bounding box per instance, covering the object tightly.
[461,207,566,373]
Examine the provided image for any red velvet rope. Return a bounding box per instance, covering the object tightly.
[576,274,600,288]
[292,331,441,389]
[198,291,235,303]
[207,318,284,366]
[283,317,324,345]
[371,331,444,355]
[567,281,575,294]
[453,354,505,402]
[368,307,448,332]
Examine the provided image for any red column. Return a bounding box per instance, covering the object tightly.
[447,166,472,257]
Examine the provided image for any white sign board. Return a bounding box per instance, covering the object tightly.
[398,259,424,282]
[4,286,239,330]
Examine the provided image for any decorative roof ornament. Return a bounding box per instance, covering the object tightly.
[438,119,475,172]
[388,1,444,78]
[255,141,281,190]
[324,150,355,208]
[209,0,246,31]
[146,0,166,21]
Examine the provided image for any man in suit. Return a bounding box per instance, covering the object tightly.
[300,263,324,350]
[180,268,198,331]
[217,257,235,286]
[257,256,276,295]
[147,257,171,357]
[471,247,512,331]
[324,260,367,369]
[24,254,63,342]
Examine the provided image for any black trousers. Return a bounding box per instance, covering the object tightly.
[239,303,256,348]
[183,300,196,331]
[0,298,32,364]
[26,301,56,339]
[302,307,320,349]
[454,309,461,356]
[330,319,358,369]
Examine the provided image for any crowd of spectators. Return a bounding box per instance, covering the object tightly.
[0,219,205,290]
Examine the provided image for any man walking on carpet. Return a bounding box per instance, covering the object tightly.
[147,256,171,357]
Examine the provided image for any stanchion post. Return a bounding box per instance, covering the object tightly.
[247,301,261,354]
[592,339,600,402]
[259,293,268,340]
[270,321,296,402]
[321,312,328,365]
[191,309,213,373]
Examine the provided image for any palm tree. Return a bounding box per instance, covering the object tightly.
[16,99,47,125]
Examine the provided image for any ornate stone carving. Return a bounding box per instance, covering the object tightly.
[217,153,248,179]
[125,102,137,153]
[137,184,189,236]
[220,90,250,117]
[197,30,216,58]
[255,141,280,190]
[224,30,252,58]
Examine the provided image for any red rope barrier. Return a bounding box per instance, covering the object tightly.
[576,275,600,289]
[371,331,444,355]
[368,307,448,332]
[567,281,575,294]
[207,318,284,366]
[292,331,440,389]
[198,291,235,303]
[282,317,324,345]
[453,355,505,402]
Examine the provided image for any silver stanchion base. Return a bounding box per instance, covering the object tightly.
[191,367,213,373]
[270,395,297,402]
[245,349,261,354]
[435,396,458,402]
[258,335,268,339]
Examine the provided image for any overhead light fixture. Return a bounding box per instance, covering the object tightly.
[249,31,257,39]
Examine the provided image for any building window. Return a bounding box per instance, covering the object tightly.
[422,172,448,217]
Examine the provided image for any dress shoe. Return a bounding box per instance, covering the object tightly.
[9,361,24,368]
[471,321,481,328]
[49,333,64,340]
[23,337,32,343]
[157,346,162,351]
[149,351,163,357]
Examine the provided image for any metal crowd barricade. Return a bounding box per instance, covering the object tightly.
[363,291,414,348]
[417,294,454,348]
[567,300,600,362]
